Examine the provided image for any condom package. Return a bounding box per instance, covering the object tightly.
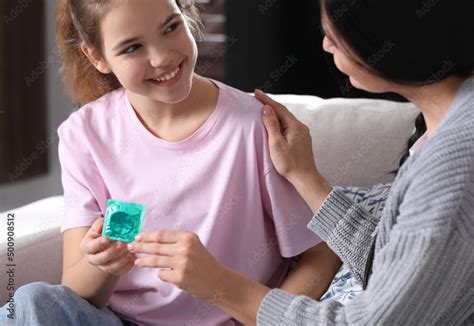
[102,199,145,243]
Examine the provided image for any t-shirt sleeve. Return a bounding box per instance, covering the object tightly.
[58,120,108,233]
[260,169,322,258]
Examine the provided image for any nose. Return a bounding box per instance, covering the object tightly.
[322,36,333,54]
[148,45,173,68]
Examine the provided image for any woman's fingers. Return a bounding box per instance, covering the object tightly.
[261,105,286,145]
[255,89,297,124]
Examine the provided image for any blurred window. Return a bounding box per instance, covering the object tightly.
[0,0,47,184]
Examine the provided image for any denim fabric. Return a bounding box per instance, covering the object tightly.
[0,282,136,326]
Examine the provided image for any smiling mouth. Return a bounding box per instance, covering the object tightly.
[149,61,183,84]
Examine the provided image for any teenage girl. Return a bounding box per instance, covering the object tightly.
[0,0,340,325]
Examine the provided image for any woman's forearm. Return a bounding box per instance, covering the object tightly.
[288,169,333,214]
[279,242,342,299]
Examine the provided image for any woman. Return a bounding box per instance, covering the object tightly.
[124,0,474,324]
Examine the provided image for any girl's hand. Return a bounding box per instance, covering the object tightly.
[127,230,224,300]
[255,89,322,185]
[79,217,136,277]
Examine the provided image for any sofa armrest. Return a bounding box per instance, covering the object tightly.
[0,196,64,304]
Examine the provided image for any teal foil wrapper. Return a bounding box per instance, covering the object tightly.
[102,199,145,243]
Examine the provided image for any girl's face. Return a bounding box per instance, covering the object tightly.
[321,14,393,94]
[89,0,198,104]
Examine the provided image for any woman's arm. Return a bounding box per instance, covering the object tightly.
[258,224,472,325]
[256,90,333,214]
[256,90,381,285]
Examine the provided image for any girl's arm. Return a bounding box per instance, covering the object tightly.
[62,227,120,308]
[279,242,341,299]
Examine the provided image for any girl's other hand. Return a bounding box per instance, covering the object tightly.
[128,230,224,300]
[79,217,136,277]
[255,89,322,185]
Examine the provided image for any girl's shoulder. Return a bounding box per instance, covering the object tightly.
[58,88,126,137]
[212,79,264,118]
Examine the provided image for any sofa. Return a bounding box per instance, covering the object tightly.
[0,94,419,304]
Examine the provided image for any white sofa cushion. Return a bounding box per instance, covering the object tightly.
[275,95,419,187]
[0,196,64,303]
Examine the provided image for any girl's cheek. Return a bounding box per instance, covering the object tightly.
[116,60,145,80]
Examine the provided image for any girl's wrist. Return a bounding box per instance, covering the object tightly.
[211,266,270,325]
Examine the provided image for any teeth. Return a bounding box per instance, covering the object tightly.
[154,66,180,82]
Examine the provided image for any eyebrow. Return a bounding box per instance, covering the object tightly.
[113,12,181,51]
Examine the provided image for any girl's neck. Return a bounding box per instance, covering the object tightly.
[128,74,214,122]
[126,74,219,142]
[400,76,468,139]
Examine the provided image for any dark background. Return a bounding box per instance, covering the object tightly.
[223,1,406,101]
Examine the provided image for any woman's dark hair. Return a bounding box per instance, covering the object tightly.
[399,112,426,166]
[320,0,474,168]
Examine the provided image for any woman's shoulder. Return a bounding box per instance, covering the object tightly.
[57,88,126,139]
[413,78,474,167]
[398,88,474,225]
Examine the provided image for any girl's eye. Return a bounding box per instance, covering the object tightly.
[124,44,141,55]
[164,22,180,34]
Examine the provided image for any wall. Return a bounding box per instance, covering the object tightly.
[0,0,73,211]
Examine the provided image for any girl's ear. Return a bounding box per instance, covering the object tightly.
[80,42,112,74]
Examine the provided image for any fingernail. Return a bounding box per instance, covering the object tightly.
[255,89,263,95]
[263,105,273,116]
[135,235,142,242]
[134,259,140,266]
[127,244,134,251]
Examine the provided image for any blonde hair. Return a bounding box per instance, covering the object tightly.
[56,0,202,105]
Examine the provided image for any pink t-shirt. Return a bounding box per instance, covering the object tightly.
[58,80,321,325]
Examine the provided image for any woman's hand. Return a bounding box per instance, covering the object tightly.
[79,217,136,277]
[127,230,224,300]
[255,89,332,213]
[255,89,321,184]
